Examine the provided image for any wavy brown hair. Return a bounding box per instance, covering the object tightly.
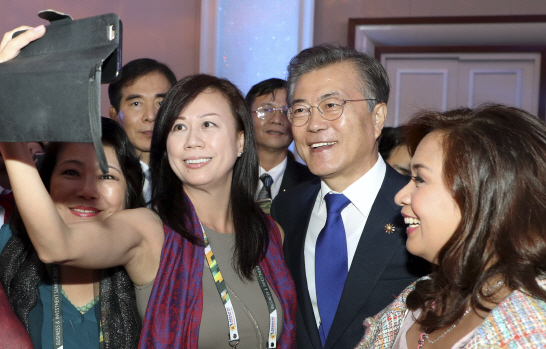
[404,104,546,332]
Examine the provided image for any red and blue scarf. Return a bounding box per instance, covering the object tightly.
[139,195,297,348]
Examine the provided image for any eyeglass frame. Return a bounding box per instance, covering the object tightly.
[287,98,376,126]
[251,106,290,120]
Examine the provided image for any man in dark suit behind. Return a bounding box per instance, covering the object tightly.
[246,78,316,209]
[271,45,429,349]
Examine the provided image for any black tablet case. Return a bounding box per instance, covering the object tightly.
[0,11,122,172]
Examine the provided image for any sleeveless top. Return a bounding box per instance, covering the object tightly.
[135,278,154,320]
[199,226,283,348]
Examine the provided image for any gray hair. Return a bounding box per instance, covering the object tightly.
[286,44,390,111]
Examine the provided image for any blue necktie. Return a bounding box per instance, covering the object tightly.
[315,193,351,346]
[257,173,274,200]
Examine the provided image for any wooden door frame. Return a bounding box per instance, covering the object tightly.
[348,16,546,120]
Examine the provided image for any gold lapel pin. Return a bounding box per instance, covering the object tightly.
[384,223,395,234]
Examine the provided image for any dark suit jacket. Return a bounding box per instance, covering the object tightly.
[271,165,429,349]
[278,158,317,194]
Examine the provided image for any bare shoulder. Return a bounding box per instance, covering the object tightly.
[112,207,165,251]
[109,207,163,234]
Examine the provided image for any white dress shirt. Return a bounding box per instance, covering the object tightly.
[140,161,152,205]
[256,157,288,200]
[304,156,387,328]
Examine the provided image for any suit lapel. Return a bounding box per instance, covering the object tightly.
[285,182,323,349]
[279,158,297,192]
[325,169,404,348]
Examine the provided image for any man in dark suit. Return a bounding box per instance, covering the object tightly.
[271,45,429,349]
[246,78,316,211]
[278,153,315,193]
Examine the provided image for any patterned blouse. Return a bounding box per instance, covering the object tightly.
[356,277,546,349]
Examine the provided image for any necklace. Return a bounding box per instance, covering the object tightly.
[50,265,103,349]
[61,289,100,314]
[416,306,471,348]
[416,279,504,348]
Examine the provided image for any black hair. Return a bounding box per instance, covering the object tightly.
[150,74,269,280]
[245,78,287,109]
[286,44,390,111]
[108,58,177,112]
[378,126,404,160]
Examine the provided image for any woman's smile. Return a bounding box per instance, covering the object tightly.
[183,156,212,169]
[402,213,421,235]
[69,206,102,218]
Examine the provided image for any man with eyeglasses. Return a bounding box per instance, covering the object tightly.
[271,45,429,349]
[245,78,315,213]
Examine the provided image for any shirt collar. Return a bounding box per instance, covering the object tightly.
[140,160,150,172]
[318,156,386,217]
[259,157,288,184]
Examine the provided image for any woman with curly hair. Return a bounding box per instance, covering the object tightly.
[357,104,546,348]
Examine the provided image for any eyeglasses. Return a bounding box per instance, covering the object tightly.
[252,106,290,120]
[287,97,375,126]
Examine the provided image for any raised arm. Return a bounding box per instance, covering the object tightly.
[0,142,163,285]
[0,27,163,286]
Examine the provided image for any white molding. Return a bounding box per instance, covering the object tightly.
[383,52,540,61]
[355,32,375,56]
[468,69,522,107]
[199,0,219,74]
[355,32,374,55]
[355,22,546,47]
[394,69,448,126]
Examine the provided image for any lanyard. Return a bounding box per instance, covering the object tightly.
[51,265,64,349]
[201,224,278,348]
[50,265,104,349]
[255,264,278,348]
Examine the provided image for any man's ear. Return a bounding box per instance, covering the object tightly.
[109,106,119,121]
[373,103,387,140]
